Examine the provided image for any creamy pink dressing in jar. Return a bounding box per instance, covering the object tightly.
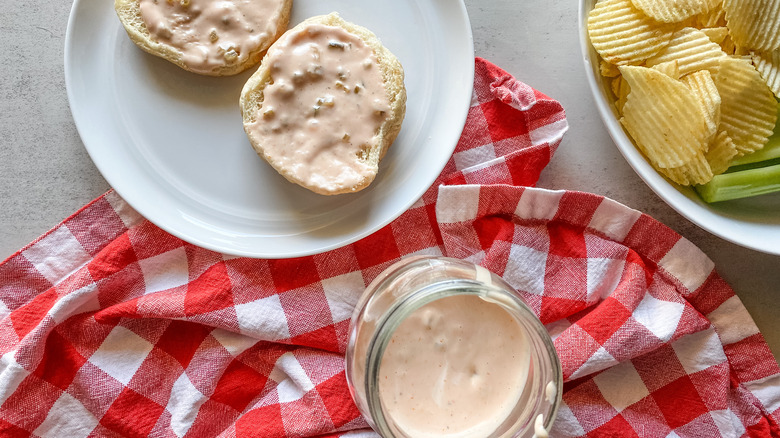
[346,256,562,438]
[138,0,286,74]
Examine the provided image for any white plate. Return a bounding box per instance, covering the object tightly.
[65,0,474,258]
[579,0,780,256]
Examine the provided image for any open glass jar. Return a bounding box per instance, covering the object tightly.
[345,255,562,438]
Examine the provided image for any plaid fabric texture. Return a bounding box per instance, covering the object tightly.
[0,58,778,437]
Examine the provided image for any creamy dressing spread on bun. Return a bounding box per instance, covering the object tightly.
[245,24,392,193]
[136,0,287,74]
[239,13,407,195]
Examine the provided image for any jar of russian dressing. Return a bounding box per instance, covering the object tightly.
[345,256,562,438]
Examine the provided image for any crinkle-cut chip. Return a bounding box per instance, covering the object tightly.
[720,35,736,55]
[619,65,711,168]
[700,26,729,45]
[752,49,780,98]
[681,70,721,140]
[714,57,778,156]
[588,0,678,65]
[706,130,738,174]
[601,60,621,78]
[723,0,780,52]
[611,75,631,114]
[611,75,623,96]
[651,60,681,79]
[677,15,701,29]
[695,3,726,28]
[646,27,727,76]
[631,0,720,23]
[659,149,714,185]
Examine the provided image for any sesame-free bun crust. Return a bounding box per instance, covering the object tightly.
[114,0,292,76]
[240,12,407,195]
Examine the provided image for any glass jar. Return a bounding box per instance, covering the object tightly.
[345,255,562,438]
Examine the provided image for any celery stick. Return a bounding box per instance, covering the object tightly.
[727,157,780,173]
[696,163,780,203]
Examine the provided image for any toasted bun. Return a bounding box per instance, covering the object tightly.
[240,12,407,195]
[114,0,292,76]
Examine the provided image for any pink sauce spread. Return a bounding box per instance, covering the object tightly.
[379,294,531,437]
[138,0,284,73]
[245,24,391,194]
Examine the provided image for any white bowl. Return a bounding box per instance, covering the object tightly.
[578,0,780,256]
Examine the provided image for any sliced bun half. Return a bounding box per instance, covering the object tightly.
[115,0,292,76]
[240,12,407,195]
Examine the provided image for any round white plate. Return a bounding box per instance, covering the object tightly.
[65,0,474,258]
[579,0,780,256]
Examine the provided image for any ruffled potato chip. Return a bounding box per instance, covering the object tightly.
[601,60,621,78]
[752,49,780,98]
[611,75,631,114]
[619,65,711,168]
[705,130,738,174]
[681,70,721,139]
[631,0,720,23]
[659,150,713,185]
[646,27,727,75]
[720,35,736,55]
[652,60,682,79]
[611,75,622,96]
[699,26,729,45]
[715,57,778,156]
[695,3,727,28]
[722,0,780,52]
[588,0,677,65]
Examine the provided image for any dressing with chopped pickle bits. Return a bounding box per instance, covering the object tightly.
[138,0,284,73]
[246,23,391,194]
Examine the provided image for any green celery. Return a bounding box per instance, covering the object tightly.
[696,163,780,203]
[696,100,780,203]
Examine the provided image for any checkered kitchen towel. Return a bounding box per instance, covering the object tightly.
[1,58,778,437]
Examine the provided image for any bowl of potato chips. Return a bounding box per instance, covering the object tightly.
[579,0,780,255]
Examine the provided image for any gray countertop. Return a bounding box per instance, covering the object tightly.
[2,0,778,361]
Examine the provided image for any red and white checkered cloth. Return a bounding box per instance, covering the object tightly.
[1,58,778,437]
